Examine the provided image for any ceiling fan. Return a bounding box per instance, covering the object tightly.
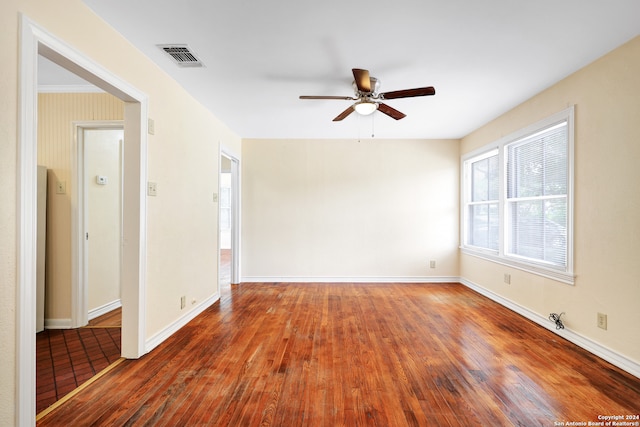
[300,68,435,122]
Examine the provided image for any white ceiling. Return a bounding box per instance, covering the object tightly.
[70,0,639,139]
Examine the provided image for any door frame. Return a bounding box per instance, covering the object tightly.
[220,146,241,284]
[72,122,124,327]
[18,15,148,425]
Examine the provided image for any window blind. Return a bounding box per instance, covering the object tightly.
[506,121,568,267]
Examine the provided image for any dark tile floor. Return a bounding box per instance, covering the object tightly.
[36,323,121,414]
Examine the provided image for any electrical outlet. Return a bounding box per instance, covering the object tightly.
[597,312,607,330]
[429,260,436,269]
[147,181,157,196]
[504,273,511,284]
[180,296,186,310]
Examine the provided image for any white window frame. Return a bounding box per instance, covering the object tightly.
[462,147,500,253]
[460,106,575,284]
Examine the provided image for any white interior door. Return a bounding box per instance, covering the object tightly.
[84,128,123,318]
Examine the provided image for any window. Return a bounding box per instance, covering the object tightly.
[506,122,568,267]
[461,107,574,284]
[467,149,499,251]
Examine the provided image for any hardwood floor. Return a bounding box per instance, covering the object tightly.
[37,283,640,426]
[220,248,231,285]
[87,307,122,328]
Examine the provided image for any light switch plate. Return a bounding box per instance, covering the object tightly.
[56,180,66,194]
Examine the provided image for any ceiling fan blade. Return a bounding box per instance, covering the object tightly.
[352,68,371,93]
[377,103,406,120]
[333,106,355,121]
[300,95,355,100]
[380,86,436,99]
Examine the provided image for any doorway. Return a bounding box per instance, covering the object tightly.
[19,16,148,426]
[35,118,125,413]
[81,125,124,322]
[219,152,240,286]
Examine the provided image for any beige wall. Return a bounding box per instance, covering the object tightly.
[0,2,19,424]
[241,138,460,280]
[460,36,640,365]
[1,0,240,423]
[38,92,124,321]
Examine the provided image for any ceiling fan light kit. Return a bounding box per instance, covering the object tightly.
[299,68,435,122]
[354,100,378,115]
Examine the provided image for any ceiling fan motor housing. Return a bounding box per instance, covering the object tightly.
[353,77,380,96]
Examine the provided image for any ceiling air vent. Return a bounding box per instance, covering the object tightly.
[158,45,204,68]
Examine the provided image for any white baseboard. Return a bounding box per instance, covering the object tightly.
[145,292,220,353]
[459,277,640,379]
[241,276,461,283]
[88,299,122,321]
[44,318,72,329]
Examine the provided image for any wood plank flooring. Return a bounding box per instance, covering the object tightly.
[87,307,122,328]
[37,283,640,426]
[220,248,231,285]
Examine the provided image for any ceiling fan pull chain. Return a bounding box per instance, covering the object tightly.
[371,114,375,138]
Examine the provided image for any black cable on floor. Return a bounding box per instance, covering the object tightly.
[549,312,565,330]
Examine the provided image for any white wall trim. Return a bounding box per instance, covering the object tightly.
[43,318,73,330]
[44,297,121,327]
[459,277,640,379]
[241,276,461,283]
[145,293,220,353]
[88,299,122,321]
[17,14,39,427]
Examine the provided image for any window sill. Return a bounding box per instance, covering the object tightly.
[460,247,575,285]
